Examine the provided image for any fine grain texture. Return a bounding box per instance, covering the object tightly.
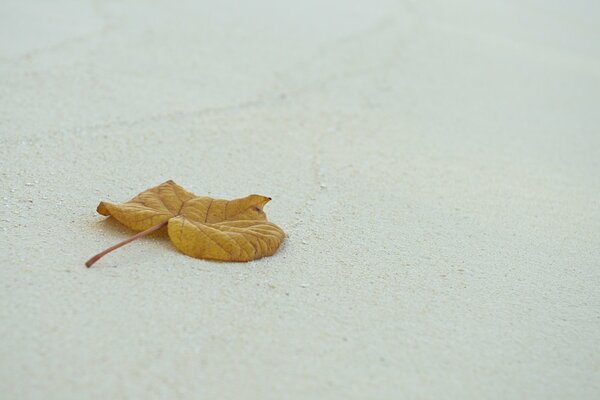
[94,180,284,262]
[1,0,599,399]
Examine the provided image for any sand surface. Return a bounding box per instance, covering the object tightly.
[1,0,599,399]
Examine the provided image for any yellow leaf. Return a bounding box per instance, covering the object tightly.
[86,180,285,266]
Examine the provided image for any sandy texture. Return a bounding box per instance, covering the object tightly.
[1,0,599,399]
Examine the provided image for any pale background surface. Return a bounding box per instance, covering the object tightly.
[1,0,599,399]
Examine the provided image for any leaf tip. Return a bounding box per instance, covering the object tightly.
[97,201,110,216]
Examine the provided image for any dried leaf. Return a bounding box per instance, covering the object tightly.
[86,180,284,267]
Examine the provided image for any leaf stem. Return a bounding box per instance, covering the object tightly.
[85,220,169,268]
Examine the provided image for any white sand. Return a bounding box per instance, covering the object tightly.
[1,0,599,399]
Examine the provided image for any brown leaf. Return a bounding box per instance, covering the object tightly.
[86,180,284,267]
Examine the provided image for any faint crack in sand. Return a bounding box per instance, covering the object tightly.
[0,1,119,64]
